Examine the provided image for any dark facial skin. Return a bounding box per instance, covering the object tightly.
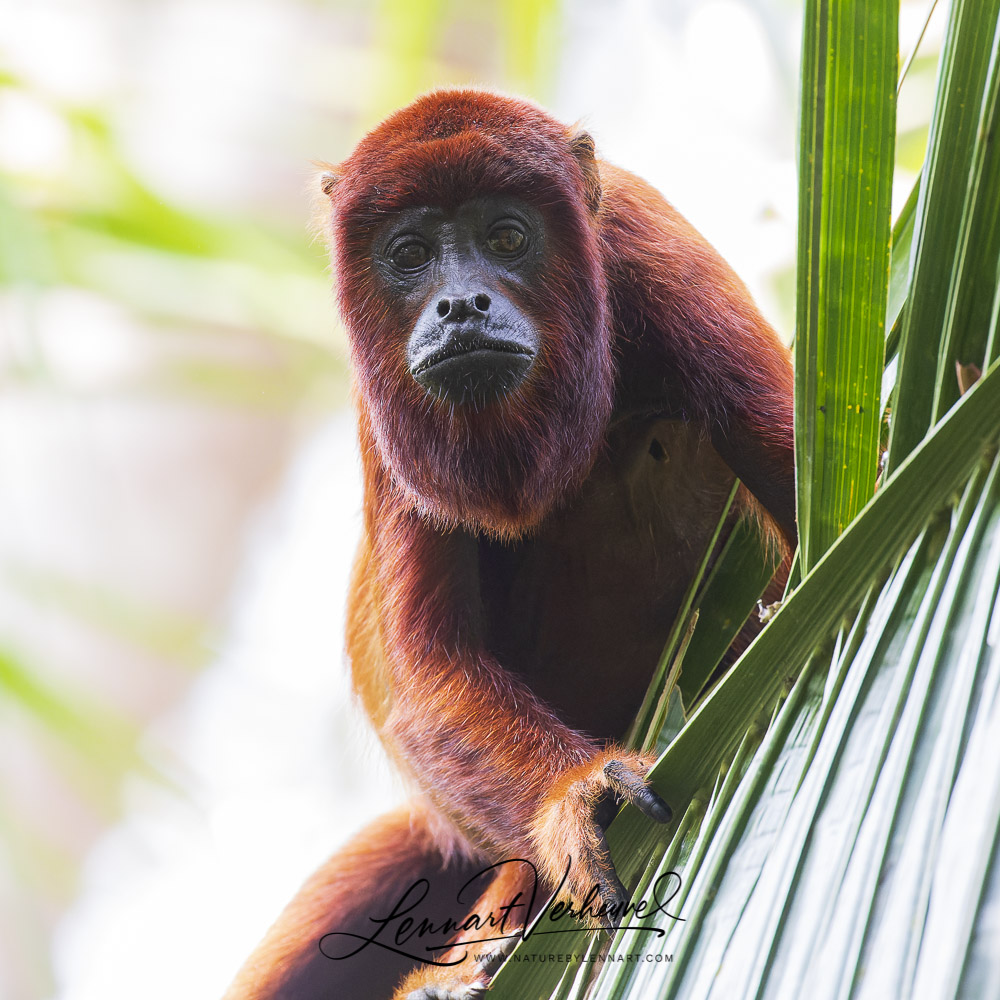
[374,197,546,407]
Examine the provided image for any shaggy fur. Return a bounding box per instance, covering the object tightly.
[223,89,795,1000]
[333,92,615,537]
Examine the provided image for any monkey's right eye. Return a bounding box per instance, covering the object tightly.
[388,240,432,272]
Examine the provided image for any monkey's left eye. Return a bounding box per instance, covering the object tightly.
[486,226,526,257]
[389,240,432,271]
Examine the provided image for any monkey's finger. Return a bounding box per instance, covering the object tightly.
[581,822,631,929]
[596,875,630,930]
[593,789,621,831]
[603,759,672,824]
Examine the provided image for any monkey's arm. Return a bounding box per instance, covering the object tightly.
[360,495,670,909]
[602,166,797,549]
[680,298,796,547]
[706,364,796,549]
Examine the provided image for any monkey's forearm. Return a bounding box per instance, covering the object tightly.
[362,516,595,854]
[382,649,593,855]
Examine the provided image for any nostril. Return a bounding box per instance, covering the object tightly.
[437,299,450,318]
[474,294,491,312]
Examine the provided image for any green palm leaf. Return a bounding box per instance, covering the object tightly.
[795,0,896,571]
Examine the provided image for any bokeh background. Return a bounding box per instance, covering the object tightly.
[0,1,939,997]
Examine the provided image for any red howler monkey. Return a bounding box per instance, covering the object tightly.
[223,90,795,1000]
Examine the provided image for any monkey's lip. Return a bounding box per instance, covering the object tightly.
[410,337,535,376]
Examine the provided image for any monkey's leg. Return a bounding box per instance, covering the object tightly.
[223,799,483,1000]
[394,859,538,1000]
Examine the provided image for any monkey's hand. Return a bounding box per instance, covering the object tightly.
[531,749,672,925]
[391,753,668,999]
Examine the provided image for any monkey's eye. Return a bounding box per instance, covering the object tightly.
[388,239,432,272]
[486,225,526,257]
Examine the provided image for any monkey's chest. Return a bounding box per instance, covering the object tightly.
[478,417,736,739]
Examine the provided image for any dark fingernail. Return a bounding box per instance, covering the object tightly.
[646,794,672,824]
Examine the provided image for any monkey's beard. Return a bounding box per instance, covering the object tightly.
[364,350,615,540]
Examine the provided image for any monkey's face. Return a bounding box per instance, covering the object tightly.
[327,90,615,537]
[377,197,544,409]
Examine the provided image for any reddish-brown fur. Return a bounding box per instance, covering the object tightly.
[223,89,794,1000]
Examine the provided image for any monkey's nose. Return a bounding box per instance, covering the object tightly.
[436,293,492,321]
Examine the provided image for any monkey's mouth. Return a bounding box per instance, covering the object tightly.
[409,334,536,404]
[410,336,535,376]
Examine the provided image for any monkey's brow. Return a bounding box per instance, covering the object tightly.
[387,205,448,225]
[385,195,534,222]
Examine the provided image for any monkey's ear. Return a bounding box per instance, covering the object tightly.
[568,130,602,215]
[316,162,343,199]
